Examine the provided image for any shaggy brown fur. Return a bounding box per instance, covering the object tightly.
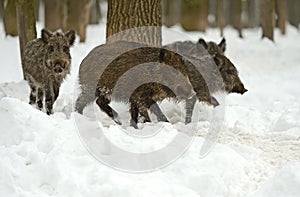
[163,38,247,123]
[94,46,213,128]
[75,41,218,128]
[23,28,75,115]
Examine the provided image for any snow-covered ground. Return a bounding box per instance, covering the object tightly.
[0,21,300,196]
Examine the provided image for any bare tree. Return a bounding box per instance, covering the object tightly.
[246,0,260,28]
[89,0,101,24]
[261,0,275,41]
[0,0,4,19]
[44,0,61,31]
[16,0,37,78]
[181,0,208,32]
[275,0,287,35]
[67,0,91,42]
[34,0,39,21]
[4,0,18,36]
[287,0,300,29]
[163,0,181,27]
[217,0,224,37]
[224,0,243,38]
[106,0,162,47]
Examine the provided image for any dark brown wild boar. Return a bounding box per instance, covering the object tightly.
[97,47,220,128]
[163,38,247,123]
[75,41,218,128]
[23,28,75,115]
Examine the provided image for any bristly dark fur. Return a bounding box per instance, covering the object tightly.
[163,38,247,123]
[75,41,219,128]
[23,28,75,115]
[93,45,201,128]
[76,39,247,127]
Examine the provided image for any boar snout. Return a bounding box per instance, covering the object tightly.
[53,60,69,74]
[210,96,219,107]
[232,84,248,95]
[54,62,63,73]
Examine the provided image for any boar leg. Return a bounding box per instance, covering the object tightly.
[45,85,54,115]
[139,106,151,123]
[96,95,121,125]
[75,87,95,114]
[75,96,85,114]
[149,102,169,122]
[36,87,44,110]
[185,96,197,124]
[29,85,37,105]
[53,84,60,102]
[130,103,139,129]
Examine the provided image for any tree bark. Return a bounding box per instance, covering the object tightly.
[231,0,243,37]
[224,0,242,37]
[4,0,18,36]
[59,0,68,31]
[181,0,208,32]
[287,0,300,29]
[44,0,61,31]
[246,0,260,28]
[261,0,275,41]
[106,0,162,47]
[89,0,101,24]
[0,0,4,19]
[16,0,37,78]
[67,0,91,42]
[275,0,287,35]
[34,0,39,21]
[217,0,224,37]
[208,0,217,27]
[163,0,180,27]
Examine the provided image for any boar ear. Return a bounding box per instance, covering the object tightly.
[218,38,226,53]
[41,28,53,43]
[65,30,76,46]
[198,38,208,49]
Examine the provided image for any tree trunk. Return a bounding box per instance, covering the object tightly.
[275,0,287,35]
[246,0,260,28]
[181,0,208,32]
[89,0,101,24]
[44,0,68,31]
[4,0,18,36]
[0,0,4,19]
[163,0,181,27]
[59,0,68,31]
[106,0,162,47]
[16,0,37,78]
[287,0,300,29]
[34,0,39,21]
[208,0,217,27]
[261,0,275,41]
[231,0,243,38]
[44,0,61,31]
[217,0,224,37]
[67,0,91,42]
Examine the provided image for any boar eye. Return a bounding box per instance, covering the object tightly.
[63,46,69,53]
[226,70,234,75]
[49,45,54,53]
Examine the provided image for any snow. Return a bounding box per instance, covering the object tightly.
[1,20,300,196]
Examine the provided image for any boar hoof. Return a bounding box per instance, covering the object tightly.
[46,109,53,115]
[211,96,219,107]
[130,120,138,129]
[185,117,192,124]
[113,118,122,125]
